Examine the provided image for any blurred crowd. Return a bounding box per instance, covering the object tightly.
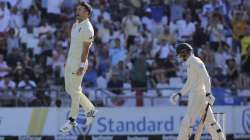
[0,0,250,106]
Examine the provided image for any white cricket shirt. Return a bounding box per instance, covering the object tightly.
[180,54,212,96]
[66,19,94,70]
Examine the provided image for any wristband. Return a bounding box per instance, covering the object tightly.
[80,62,86,68]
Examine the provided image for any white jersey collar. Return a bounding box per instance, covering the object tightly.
[77,18,89,25]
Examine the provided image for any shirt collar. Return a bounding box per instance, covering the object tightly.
[77,18,89,25]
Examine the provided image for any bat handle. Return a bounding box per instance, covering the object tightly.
[194,123,205,140]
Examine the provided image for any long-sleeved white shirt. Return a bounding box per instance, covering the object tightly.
[180,54,211,96]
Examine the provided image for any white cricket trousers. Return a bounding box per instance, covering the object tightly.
[64,64,94,119]
[177,91,225,140]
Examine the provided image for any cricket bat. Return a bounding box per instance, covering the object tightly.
[194,104,210,140]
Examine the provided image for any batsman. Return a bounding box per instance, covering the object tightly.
[170,43,226,140]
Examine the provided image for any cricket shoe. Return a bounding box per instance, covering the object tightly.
[59,120,77,133]
[84,109,98,127]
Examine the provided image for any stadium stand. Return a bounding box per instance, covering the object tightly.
[0,0,250,107]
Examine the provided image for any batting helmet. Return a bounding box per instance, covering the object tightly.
[176,43,193,55]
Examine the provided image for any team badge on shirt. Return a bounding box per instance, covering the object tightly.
[78,27,82,32]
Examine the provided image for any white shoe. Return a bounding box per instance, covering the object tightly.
[85,109,98,127]
[59,120,77,133]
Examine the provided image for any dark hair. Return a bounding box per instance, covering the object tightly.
[79,1,92,16]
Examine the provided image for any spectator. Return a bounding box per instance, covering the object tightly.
[109,38,127,66]
[151,55,176,85]
[130,53,147,89]
[107,71,125,106]
[96,45,111,75]
[6,48,23,68]
[7,28,19,53]
[98,4,112,21]
[176,12,196,42]
[242,45,250,76]
[18,0,33,10]
[96,73,108,89]
[128,39,144,59]
[46,0,63,24]
[0,75,16,106]
[193,25,209,48]
[51,47,65,76]
[30,75,51,106]
[0,54,10,78]
[240,33,250,57]
[17,74,37,104]
[212,67,227,88]
[20,26,39,50]
[40,0,48,19]
[152,37,174,60]
[151,62,167,85]
[112,61,130,82]
[207,12,225,51]
[0,0,249,106]
[225,58,239,87]
[159,27,176,45]
[0,75,16,91]
[27,5,41,27]
[61,0,77,11]
[107,72,124,95]
[34,20,56,37]
[0,2,10,32]
[40,33,55,64]
[148,0,166,23]
[232,11,247,41]
[170,0,184,22]
[22,54,36,80]
[33,57,45,82]
[18,74,36,89]
[83,63,97,87]
[12,61,24,84]
[200,0,226,29]
[198,44,215,72]
[141,9,154,32]
[122,9,141,49]
[5,0,20,8]
[56,27,69,49]
[8,7,24,28]
[214,44,229,72]
[212,0,227,16]
[97,20,112,44]
[164,57,177,78]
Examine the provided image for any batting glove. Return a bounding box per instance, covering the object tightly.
[206,93,215,105]
[170,92,181,105]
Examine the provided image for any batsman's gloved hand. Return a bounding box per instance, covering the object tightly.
[206,93,215,105]
[170,92,181,105]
